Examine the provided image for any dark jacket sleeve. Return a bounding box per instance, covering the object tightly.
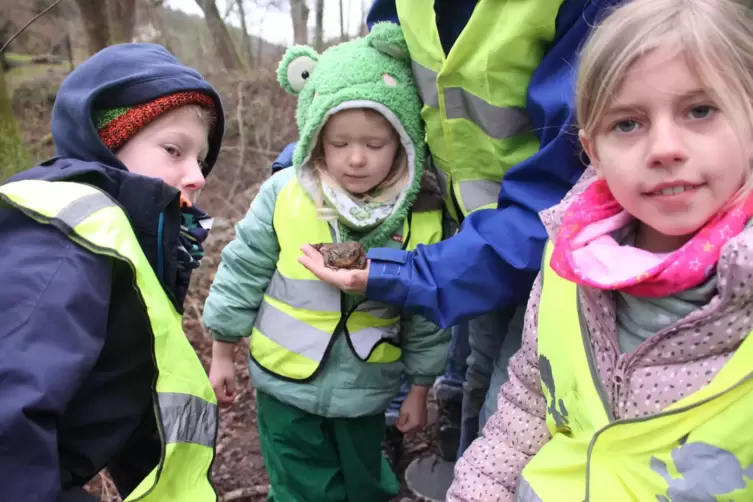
[271,142,296,173]
[366,0,399,26]
[0,210,111,502]
[365,0,600,328]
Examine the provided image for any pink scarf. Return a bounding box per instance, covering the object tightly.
[549,179,753,297]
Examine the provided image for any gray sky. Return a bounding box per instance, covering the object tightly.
[167,0,369,46]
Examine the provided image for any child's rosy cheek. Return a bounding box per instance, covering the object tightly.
[383,74,397,87]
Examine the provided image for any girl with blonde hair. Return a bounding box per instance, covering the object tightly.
[448,0,753,500]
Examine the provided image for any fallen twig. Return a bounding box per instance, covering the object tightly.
[37,132,53,146]
[97,471,121,502]
[221,485,271,501]
[188,296,210,339]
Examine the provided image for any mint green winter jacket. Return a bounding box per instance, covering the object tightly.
[202,168,450,418]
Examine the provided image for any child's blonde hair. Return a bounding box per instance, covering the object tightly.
[190,104,217,129]
[310,108,409,211]
[577,0,753,190]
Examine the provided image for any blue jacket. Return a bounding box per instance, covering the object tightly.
[0,44,223,502]
[272,0,623,329]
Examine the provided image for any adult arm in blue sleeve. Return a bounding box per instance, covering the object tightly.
[0,214,110,502]
[271,142,296,173]
[365,0,604,328]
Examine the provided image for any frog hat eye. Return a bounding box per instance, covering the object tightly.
[287,56,317,92]
[277,46,320,95]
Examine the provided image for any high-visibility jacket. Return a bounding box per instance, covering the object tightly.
[517,241,753,501]
[0,180,218,502]
[395,0,564,218]
[250,179,443,382]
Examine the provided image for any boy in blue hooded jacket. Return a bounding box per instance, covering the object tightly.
[0,44,224,502]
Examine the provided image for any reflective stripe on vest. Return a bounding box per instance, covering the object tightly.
[249,178,443,382]
[397,0,564,217]
[0,180,218,502]
[518,241,753,501]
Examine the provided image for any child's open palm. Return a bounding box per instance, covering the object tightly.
[298,244,369,294]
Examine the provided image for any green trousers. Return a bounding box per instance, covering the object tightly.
[256,390,400,502]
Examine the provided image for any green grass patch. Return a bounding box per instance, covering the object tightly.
[5,52,35,64]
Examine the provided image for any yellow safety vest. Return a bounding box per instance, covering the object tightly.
[395,0,564,219]
[517,241,753,501]
[0,180,218,502]
[250,178,443,382]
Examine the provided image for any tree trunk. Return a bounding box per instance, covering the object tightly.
[314,0,324,51]
[359,0,367,36]
[143,0,173,52]
[195,0,242,71]
[236,0,253,66]
[257,15,264,65]
[74,0,110,55]
[0,71,30,181]
[110,0,136,44]
[290,0,309,45]
[339,0,345,41]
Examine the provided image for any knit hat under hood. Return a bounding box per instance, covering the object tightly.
[276,22,425,249]
[94,91,216,153]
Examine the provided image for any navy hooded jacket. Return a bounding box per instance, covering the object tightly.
[0,43,224,502]
[272,0,623,328]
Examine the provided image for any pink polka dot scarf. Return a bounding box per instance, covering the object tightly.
[549,178,753,297]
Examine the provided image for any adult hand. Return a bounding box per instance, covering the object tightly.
[298,244,369,294]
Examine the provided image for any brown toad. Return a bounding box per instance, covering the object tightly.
[311,242,367,270]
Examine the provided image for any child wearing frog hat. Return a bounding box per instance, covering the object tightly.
[203,23,450,501]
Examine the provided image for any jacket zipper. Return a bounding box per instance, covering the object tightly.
[578,285,753,501]
[582,369,753,501]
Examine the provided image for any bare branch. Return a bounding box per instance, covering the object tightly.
[194,0,243,71]
[227,81,246,201]
[235,0,253,66]
[314,0,324,51]
[188,297,210,340]
[222,0,236,22]
[221,485,270,501]
[0,0,64,54]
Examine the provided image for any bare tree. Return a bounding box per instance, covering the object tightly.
[142,0,174,52]
[339,0,345,41]
[222,1,236,22]
[314,0,324,51]
[108,0,137,44]
[0,2,64,179]
[236,0,253,66]
[74,0,136,53]
[359,0,367,36]
[74,0,110,54]
[256,13,265,64]
[195,0,243,71]
[290,0,309,45]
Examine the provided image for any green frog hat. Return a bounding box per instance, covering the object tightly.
[277,22,426,248]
